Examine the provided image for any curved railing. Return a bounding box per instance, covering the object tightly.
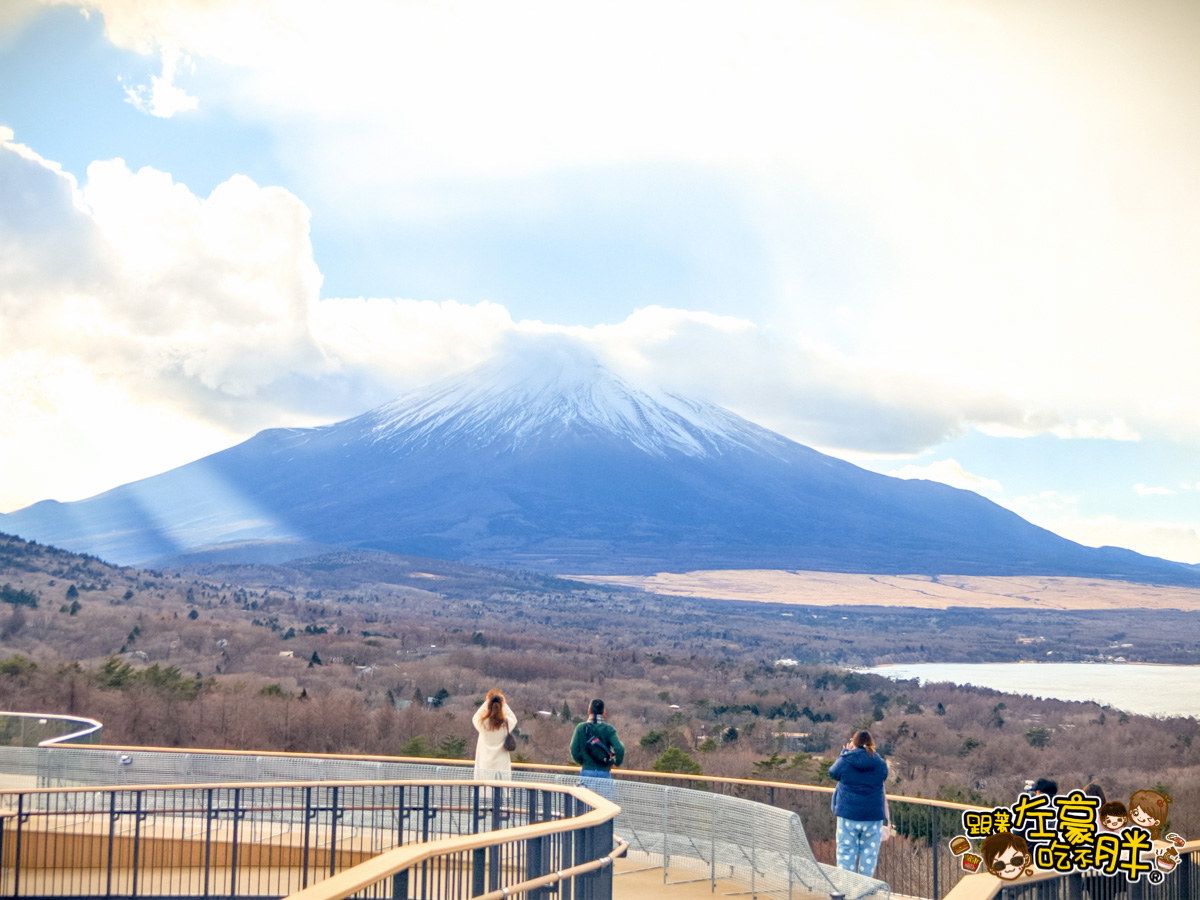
[0,744,913,899]
[0,778,621,900]
[1,743,1193,900]
[0,712,101,747]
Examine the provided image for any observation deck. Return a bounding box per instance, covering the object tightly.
[0,715,1195,900]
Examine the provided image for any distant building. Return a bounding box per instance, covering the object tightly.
[774,731,811,751]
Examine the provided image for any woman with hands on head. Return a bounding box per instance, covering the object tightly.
[472,688,518,780]
[829,730,889,877]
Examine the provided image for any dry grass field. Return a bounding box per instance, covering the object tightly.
[569,570,1200,611]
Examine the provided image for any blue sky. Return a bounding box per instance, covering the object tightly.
[3,0,1200,564]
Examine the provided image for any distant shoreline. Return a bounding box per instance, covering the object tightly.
[863,660,1200,717]
[867,660,1199,670]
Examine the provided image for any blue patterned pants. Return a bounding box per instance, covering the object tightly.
[836,817,883,876]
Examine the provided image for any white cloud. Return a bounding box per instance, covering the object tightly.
[0,136,334,508]
[122,45,198,117]
[1007,490,1079,515]
[1,143,326,404]
[886,459,1003,495]
[1037,515,1200,567]
[992,494,1200,566]
[43,0,281,60]
[1050,419,1141,442]
[0,352,242,511]
[4,129,1189,515]
[33,0,1200,456]
[1134,484,1177,497]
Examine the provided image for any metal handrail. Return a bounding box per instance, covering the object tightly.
[473,841,628,900]
[64,742,978,812]
[20,743,972,898]
[3,744,894,899]
[0,778,622,900]
[0,712,102,747]
[281,836,629,900]
[274,783,623,900]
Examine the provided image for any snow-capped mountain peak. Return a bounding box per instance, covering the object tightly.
[365,338,789,458]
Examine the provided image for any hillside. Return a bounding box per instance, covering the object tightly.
[2,531,1199,836]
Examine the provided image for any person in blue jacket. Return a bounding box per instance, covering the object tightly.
[829,730,889,876]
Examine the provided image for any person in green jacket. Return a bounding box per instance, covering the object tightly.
[570,698,624,799]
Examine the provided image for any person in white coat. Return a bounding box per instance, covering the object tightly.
[472,688,518,779]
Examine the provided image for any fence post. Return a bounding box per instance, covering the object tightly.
[931,805,941,900]
[131,790,143,898]
[471,847,486,897]
[204,788,215,897]
[662,788,670,882]
[489,787,502,892]
[421,786,432,843]
[712,792,718,894]
[471,784,481,836]
[230,787,242,898]
[751,806,757,900]
[560,793,576,900]
[527,832,546,896]
[106,790,117,899]
[329,785,341,878]
[301,786,313,889]
[12,793,23,898]
[391,869,408,900]
[788,816,795,900]
[575,819,591,900]
[594,818,615,900]
[527,788,545,898]
[396,784,407,846]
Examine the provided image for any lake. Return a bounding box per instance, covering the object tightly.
[865,662,1200,719]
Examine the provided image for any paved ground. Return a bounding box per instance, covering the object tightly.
[614,860,741,898]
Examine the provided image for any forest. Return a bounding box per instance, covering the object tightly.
[0,531,1197,834]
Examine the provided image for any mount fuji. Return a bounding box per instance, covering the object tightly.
[4,339,1198,584]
